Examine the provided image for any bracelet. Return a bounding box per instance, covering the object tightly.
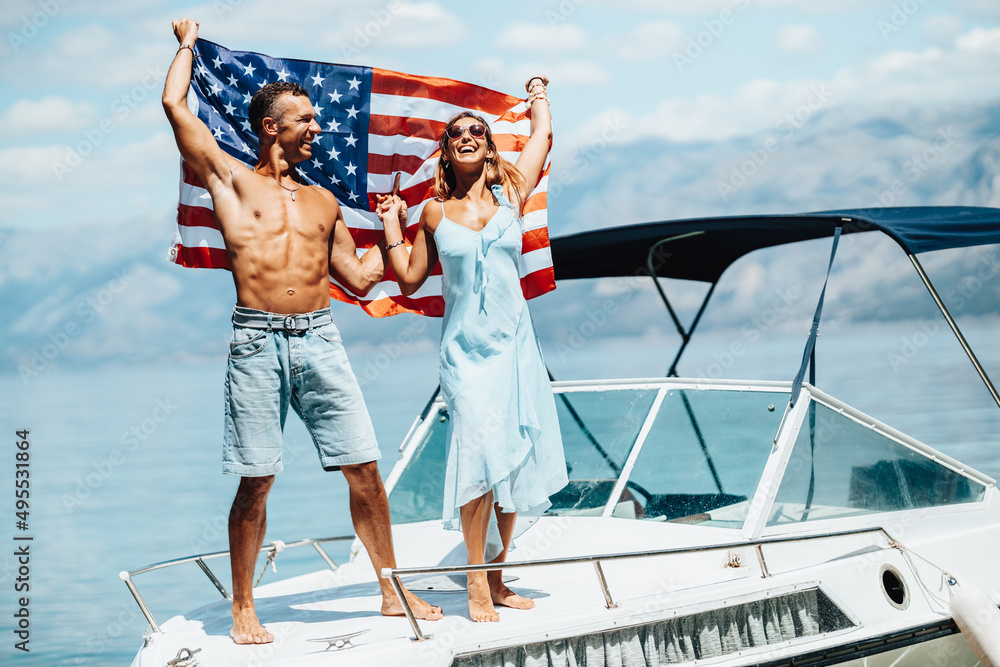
[178,44,195,54]
[386,239,406,250]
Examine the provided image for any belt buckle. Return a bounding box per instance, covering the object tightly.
[283,315,302,333]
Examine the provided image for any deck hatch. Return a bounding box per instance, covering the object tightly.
[451,587,854,666]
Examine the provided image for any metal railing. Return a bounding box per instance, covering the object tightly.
[119,535,355,634]
[381,526,895,642]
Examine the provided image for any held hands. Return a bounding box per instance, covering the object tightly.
[375,194,407,227]
[375,172,407,230]
[172,18,199,46]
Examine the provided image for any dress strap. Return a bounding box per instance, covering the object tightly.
[490,184,517,214]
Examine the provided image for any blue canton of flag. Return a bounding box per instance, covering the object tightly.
[190,39,372,208]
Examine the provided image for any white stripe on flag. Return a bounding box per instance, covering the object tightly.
[519,246,553,276]
[177,224,225,249]
[491,117,531,134]
[180,181,213,209]
[371,93,468,123]
[342,206,382,230]
[522,209,547,233]
[367,159,437,192]
[367,133,438,158]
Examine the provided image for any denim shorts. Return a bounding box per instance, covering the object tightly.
[223,306,380,476]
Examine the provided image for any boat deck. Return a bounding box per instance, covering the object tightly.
[131,513,995,666]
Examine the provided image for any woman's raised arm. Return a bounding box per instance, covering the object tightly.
[512,76,552,206]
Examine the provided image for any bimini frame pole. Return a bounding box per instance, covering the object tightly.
[646,233,717,377]
[908,253,1000,410]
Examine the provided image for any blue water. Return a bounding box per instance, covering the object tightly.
[1,320,998,665]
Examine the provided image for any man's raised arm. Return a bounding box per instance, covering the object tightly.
[162,18,237,196]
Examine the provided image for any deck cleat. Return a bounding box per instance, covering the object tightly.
[307,628,371,651]
[166,647,201,667]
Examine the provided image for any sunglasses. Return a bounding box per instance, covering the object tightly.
[446,123,487,140]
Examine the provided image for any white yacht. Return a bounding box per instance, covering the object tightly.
[124,206,1000,666]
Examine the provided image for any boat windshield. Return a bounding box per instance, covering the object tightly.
[388,383,784,529]
[767,400,986,525]
[387,382,988,530]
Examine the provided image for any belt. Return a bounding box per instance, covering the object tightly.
[232,307,333,333]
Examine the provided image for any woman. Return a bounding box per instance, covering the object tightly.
[376,77,566,622]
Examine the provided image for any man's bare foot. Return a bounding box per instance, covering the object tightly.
[467,576,499,622]
[488,576,535,610]
[230,605,274,644]
[381,587,443,621]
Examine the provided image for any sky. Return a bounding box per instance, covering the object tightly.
[2,0,998,231]
[2,2,1000,663]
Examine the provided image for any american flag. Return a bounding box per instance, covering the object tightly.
[169,39,555,317]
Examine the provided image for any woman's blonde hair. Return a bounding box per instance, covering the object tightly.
[434,112,526,205]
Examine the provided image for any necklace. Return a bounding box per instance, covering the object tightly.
[254,166,301,201]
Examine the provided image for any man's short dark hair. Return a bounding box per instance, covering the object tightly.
[248,82,311,139]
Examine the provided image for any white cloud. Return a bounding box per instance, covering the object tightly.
[0,96,99,138]
[602,26,1000,144]
[202,0,466,57]
[471,57,611,93]
[372,1,466,49]
[494,22,588,52]
[616,21,687,61]
[0,131,178,228]
[777,24,823,54]
[923,14,962,47]
[956,25,1000,53]
[591,0,870,13]
[3,22,171,90]
[0,144,68,187]
[626,77,825,143]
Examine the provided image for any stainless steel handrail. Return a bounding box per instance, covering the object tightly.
[382,526,894,642]
[119,535,355,634]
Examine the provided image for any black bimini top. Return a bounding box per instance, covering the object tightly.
[551,206,1000,284]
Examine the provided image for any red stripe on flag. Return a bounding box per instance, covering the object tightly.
[523,191,547,217]
[372,68,520,116]
[182,161,201,187]
[399,180,437,208]
[349,228,384,248]
[367,152,430,177]
[173,244,231,269]
[370,115,446,142]
[493,135,528,152]
[177,204,221,229]
[521,269,556,301]
[521,227,550,253]
[331,285,446,318]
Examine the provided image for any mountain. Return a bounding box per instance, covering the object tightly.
[2,101,998,376]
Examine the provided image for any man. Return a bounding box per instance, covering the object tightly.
[162,18,442,644]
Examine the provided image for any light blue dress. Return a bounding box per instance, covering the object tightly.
[434,185,567,556]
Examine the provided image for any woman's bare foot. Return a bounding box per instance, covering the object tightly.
[230,604,274,644]
[468,574,499,622]
[381,587,443,620]
[488,573,535,609]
